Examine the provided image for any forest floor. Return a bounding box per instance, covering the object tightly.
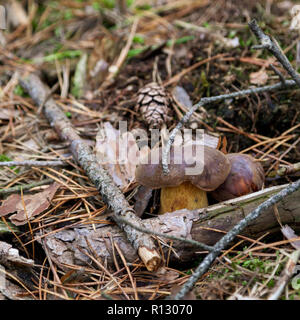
[0,0,300,300]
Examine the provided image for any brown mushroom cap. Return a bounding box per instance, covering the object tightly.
[135,145,231,191]
[211,153,265,201]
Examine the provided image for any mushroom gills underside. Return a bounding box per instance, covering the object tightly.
[159,181,208,214]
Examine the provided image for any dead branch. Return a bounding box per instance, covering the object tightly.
[19,73,161,272]
[161,79,297,175]
[249,19,300,87]
[173,178,300,300]
[0,160,67,167]
[0,178,54,195]
[268,162,300,178]
[41,184,300,270]
[162,19,300,299]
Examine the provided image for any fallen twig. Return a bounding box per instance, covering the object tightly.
[172,18,300,300]
[19,73,161,272]
[162,79,297,174]
[42,184,300,271]
[249,19,300,87]
[268,162,300,178]
[173,178,300,300]
[0,178,54,195]
[0,160,67,167]
[113,215,214,252]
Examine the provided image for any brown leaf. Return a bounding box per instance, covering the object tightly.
[0,194,20,216]
[0,183,60,226]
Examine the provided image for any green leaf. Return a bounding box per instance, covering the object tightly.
[33,50,82,63]
[0,221,19,234]
[13,84,26,97]
[133,34,145,44]
[127,47,147,58]
[168,35,195,46]
[0,154,12,162]
[71,53,88,98]
[65,112,72,118]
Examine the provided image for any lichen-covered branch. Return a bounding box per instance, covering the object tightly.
[170,20,300,300]
[173,178,300,300]
[41,184,300,272]
[19,73,161,272]
[0,160,67,167]
[162,80,297,174]
[268,162,300,178]
[249,19,300,87]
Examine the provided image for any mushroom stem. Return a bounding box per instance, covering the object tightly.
[159,181,208,214]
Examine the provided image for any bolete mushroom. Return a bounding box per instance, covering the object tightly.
[211,153,265,202]
[135,144,231,214]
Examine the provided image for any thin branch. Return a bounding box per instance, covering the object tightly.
[0,160,67,167]
[20,73,161,272]
[268,162,300,178]
[269,64,286,86]
[162,79,297,174]
[173,178,300,300]
[113,214,214,252]
[249,19,300,88]
[0,178,54,195]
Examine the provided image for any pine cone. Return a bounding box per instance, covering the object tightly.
[136,82,172,129]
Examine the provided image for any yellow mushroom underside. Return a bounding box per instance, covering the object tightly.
[159,181,208,214]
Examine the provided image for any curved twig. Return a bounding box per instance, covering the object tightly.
[173,178,300,300]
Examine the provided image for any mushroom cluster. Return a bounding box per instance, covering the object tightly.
[135,145,265,214]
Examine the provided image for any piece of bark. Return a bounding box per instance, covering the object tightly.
[41,184,300,269]
[19,73,161,272]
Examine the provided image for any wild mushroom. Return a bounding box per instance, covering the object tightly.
[211,153,265,202]
[135,144,231,214]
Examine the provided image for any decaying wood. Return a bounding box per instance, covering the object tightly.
[19,73,161,272]
[41,184,300,270]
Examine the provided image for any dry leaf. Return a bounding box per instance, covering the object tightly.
[172,86,193,109]
[0,183,60,226]
[250,68,268,85]
[154,267,180,282]
[95,122,150,189]
[281,225,300,249]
